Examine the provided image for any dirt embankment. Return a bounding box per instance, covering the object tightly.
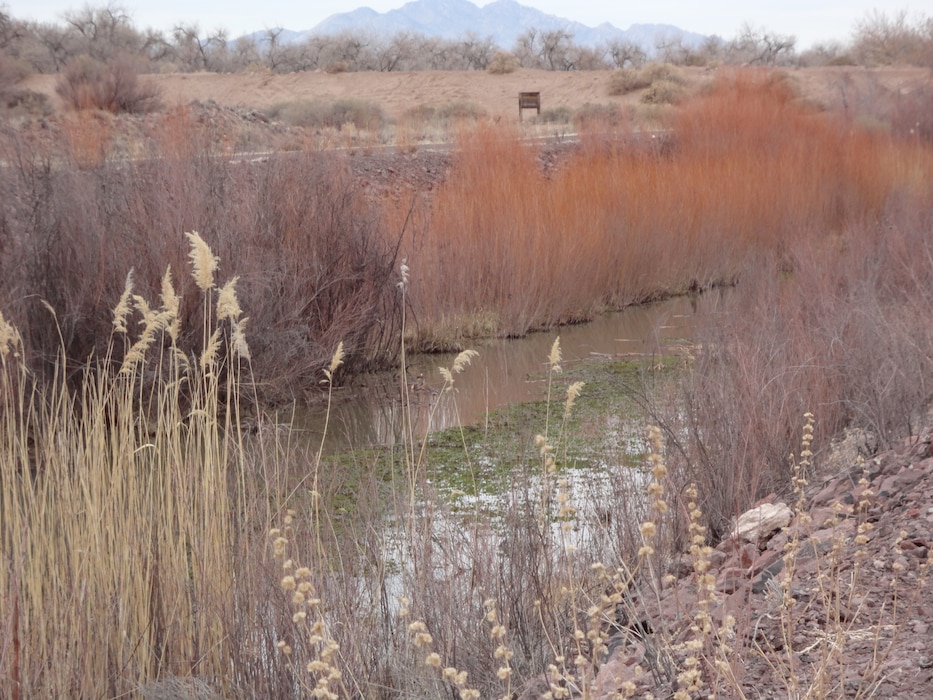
[21,66,930,125]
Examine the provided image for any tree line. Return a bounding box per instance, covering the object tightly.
[0,3,930,78]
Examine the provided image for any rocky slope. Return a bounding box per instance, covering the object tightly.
[590,427,933,698]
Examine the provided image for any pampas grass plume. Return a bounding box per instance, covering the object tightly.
[0,311,21,361]
[564,380,585,418]
[549,336,562,373]
[324,341,345,381]
[185,230,219,292]
[440,348,478,385]
[200,327,222,372]
[112,268,134,334]
[232,318,251,361]
[160,267,181,341]
[217,276,242,322]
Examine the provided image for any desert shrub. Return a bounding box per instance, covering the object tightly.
[400,102,486,133]
[640,78,686,105]
[55,54,162,114]
[486,50,519,74]
[884,81,933,143]
[436,101,486,122]
[573,102,630,130]
[608,62,685,97]
[646,196,933,540]
[607,67,651,95]
[265,98,385,131]
[323,60,348,73]
[1,88,50,116]
[536,105,574,124]
[642,61,685,85]
[828,53,858,66]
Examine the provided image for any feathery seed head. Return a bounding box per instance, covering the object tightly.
[564,380,585,417]
[112,269,135,334]
[324,341,345,381]
[160,267,181,341]
[399,258,410,289]
[132,294,155,329]
[232,318,251,361]
[451,348,478,374]
[548,336,562,373]
[216,276,242,322]
[185,230,219,291]
[200,327,222,372]
[0,311,22,361]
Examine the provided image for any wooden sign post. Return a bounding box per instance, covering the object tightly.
[519,91,541,121]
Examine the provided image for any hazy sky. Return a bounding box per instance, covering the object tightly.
[6,0,933,50]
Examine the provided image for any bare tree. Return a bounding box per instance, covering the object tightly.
[513,27,578,70]
[171,23,228,71]
[0,8,25,51]
[728,23,796,65]
[606,38,646,68]
[230,35,261,70]
[539,28,574,70]
[852,9,931,66]
[33,22,72,71]
[655,35,709,65]
[797,41,853,67]
[458,31,496,70]
[375,31,420,71]
[513,27,542,68]
[567,43,608,70]
[263,27,286,71]
[63,3,144,61]
[141,27,173,64]
[325,31,375,71]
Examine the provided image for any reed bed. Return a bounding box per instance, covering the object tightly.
[395,69,932,349]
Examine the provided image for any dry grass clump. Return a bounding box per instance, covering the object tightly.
[396,101,488,146]
[265,98,386,131]
[573,102,632,131]
[487,50,520,74]
[608,62,684,96]
[55,54,161,114]
[0,235,274,698]
[640,79,686,105]
[2,243,929,697]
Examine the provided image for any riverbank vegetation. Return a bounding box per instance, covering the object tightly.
[2,68,933,696]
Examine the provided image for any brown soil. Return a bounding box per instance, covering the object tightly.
[20,66,929,124]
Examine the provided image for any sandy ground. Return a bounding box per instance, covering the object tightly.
[21,66,930,125]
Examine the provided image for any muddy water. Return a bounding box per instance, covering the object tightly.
[291,292,725,452]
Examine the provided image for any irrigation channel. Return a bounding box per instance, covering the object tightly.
[289,291,727,457]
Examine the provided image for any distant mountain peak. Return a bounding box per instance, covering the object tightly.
[308,0,706,52]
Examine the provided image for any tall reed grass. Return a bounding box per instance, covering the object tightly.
[0,234,279,697]
[394,70,932,350]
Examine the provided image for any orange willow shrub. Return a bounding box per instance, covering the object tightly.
[393,69,930,346]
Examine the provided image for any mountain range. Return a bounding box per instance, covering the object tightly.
[269,0,707,53]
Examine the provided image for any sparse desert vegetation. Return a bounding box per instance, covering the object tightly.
[2,4,933,696]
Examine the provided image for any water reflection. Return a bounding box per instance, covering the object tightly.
[292,292,725,452]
